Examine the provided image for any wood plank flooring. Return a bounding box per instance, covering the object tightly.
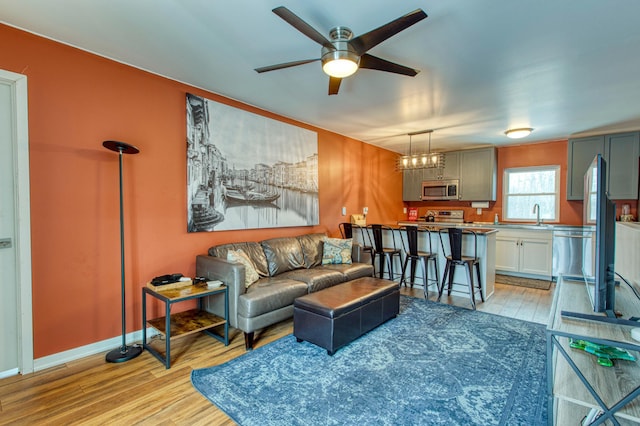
[0,282,553,425]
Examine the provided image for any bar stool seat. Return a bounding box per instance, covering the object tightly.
[438,228,484,310]
[370,224,403,282]
[399,225,439,299]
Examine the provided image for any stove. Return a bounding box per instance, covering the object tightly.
[428,209,464,224]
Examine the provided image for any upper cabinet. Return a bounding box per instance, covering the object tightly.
[402,169,423,201]
[606,133,640,200]
[423,151,460,180]
[403,152,461,201]
[566,132,640,200]
[459,147,497,201]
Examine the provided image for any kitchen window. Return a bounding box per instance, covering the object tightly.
[503,166,560,222]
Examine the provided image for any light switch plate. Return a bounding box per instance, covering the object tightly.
[341,206,346,216]
[363,207,368,215]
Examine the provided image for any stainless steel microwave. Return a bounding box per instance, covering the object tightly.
[421,179,459,200]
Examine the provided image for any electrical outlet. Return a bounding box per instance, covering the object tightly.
[341,206,346,216]
[403,207,407,214]
[363,207,368,215]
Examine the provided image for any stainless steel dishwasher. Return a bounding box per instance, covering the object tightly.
[552,227,589,280]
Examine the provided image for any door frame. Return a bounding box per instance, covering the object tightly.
[0,69,33,375]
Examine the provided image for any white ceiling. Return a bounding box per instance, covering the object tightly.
[3,0,640,154]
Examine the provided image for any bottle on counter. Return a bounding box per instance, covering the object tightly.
[494,213,499,224]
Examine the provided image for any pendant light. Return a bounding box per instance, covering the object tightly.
[397,130,444,170]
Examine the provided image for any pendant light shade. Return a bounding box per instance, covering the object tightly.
[397,130,444,170]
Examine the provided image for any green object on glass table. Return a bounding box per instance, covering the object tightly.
[569,338,636,367]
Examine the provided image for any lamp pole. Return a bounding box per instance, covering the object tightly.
[103,140,142,363]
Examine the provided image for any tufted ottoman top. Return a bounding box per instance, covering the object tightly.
[294,277,398,319]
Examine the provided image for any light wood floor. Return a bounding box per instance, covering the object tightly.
[0,282,553,426]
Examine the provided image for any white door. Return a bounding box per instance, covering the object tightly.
[0,80,18,374]
[0,69,33,377]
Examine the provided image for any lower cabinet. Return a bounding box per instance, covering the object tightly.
[495,229,552,279]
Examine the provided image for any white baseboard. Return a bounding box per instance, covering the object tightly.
[33,328,158,372]
[0,368,19,379]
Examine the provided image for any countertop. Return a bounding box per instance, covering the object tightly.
[395,222,498,235]
[397,221,588,232]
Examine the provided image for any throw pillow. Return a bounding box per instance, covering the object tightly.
[227,249,259,288]
[322,237,353,265]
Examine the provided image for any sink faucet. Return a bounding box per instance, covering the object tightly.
[532,204,541,225]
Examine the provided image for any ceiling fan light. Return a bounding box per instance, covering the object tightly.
[322,58,358,78]
[321,45,359,78]
[505,128,533,139]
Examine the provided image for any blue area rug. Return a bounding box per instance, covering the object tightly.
[191,296,547,425]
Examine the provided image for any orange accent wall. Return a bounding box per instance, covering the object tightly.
[1,24,403,358]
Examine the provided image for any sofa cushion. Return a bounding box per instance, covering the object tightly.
[278,268,345,293]
[238,278,308,318]
[208,242,269,277]
[297,233,326,268]
[319,263,375,281]
[322,237,353,265]
[227,249,259,288]
[261,237,305,276]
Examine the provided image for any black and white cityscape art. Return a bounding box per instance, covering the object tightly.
[187,93,319,232]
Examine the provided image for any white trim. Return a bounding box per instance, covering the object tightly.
[34,328,158,372]
[0,69,33,375]
[0,368,20,379]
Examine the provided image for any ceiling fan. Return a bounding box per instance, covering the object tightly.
[255,6,428,95]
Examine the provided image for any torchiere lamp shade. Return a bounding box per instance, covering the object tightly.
[103,140,140,154]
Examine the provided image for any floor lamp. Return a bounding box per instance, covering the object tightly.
[103,140,143,363]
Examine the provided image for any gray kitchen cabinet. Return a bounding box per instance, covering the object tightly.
[566,132,639,200]
[403,152,461,201]
[402,169,422,201]
[442,151,460,180]
[606,132,640,199]
[459,147,497,201]
[422,151,460,180]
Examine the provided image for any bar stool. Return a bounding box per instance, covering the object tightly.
[352,223,374,266]
[341,222,375,268]
[399,225,440,299]
[370,224,403,281]
[338,222,353,239]
[438,228,484,310]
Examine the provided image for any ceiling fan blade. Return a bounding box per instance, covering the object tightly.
[359,54,420,76]
[255,58,320,73]
[349,9,427,55]
[272,6,334,50]
[328,77,342,95]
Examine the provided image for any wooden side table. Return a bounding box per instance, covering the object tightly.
[142,283,228,369]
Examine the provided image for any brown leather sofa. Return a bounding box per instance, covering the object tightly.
[196,233,374,350]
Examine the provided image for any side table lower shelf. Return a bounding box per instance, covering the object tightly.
[142,284,229,369]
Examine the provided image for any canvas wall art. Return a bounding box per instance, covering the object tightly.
[187,93,319,232]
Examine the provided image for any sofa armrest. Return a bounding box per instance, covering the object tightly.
[196,255,246,329]
[351,243,371,264]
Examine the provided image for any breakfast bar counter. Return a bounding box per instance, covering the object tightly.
[353,223,496,301]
